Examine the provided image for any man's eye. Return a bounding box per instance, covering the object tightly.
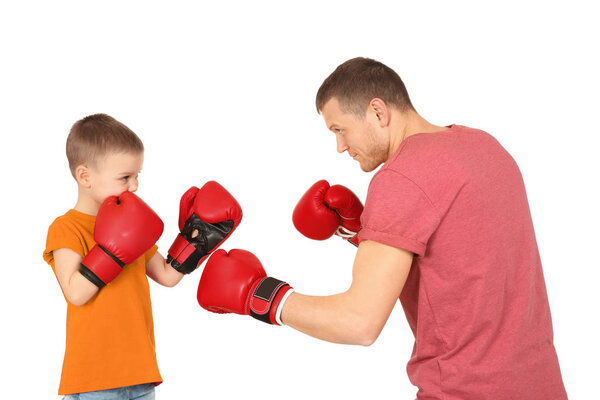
[336,129,343,135]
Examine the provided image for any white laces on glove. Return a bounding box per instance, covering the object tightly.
[335,226,357,239]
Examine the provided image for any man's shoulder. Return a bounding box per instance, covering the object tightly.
[383,125,500,178]
[368,125,503,207]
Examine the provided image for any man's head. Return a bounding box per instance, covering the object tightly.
[67,113,144,205]
[316,57,414,172]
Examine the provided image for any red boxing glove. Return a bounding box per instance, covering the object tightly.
[79,191,164,288]
[167,181,243,274]
[197,249,292,325]
[293,180,363,246]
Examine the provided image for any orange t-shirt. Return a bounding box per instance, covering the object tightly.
[43,209,163,395]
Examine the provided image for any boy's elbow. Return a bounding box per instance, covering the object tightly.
[161,279,178,288]
[67,293,91,307]
[155,272,182,288]
[64,286,95,307]
[159,268,184,288]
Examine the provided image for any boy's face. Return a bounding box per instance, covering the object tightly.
[85,151,144,205]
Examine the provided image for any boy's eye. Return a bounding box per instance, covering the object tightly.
[121,176,129,182]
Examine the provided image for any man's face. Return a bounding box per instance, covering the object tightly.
[321,98,389,172]
[87,151,144,205]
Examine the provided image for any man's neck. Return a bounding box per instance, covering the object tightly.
[388,110,449,159]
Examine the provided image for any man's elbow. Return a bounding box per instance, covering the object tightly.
[357,327,381,347]
[349,319,383,346]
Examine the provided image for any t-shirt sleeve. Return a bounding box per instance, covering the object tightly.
[43,217,86,268]
[145,244,159,263]
[358,169,441,256]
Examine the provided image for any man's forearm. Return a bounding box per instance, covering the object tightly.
[280,291,380,346]
[278,241,412,345]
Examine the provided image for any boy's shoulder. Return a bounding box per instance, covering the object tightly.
[47,209,94,233]
[44,210,95,265]
[48,210,71,227]
[47,210,81,236]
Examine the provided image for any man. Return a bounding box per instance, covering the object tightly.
[197,57,567,399]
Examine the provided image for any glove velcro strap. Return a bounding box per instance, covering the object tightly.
[167,234,205,274]
[79,244,125,287]
[168,234,197,263]
[249,277,292,325]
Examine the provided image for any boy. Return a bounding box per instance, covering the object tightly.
[43,114,242,399]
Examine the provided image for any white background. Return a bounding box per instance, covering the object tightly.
[1,1,598,399]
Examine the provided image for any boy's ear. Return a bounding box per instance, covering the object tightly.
[75,164,91,188]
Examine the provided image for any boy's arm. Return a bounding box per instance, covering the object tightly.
[53,248,99,306]
[146,251,185,287]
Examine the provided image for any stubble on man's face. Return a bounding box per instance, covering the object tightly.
[358,122,389,172]
[322,97,389,172]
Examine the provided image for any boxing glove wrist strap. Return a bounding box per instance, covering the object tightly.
[167,234,205,274]
[249,277,292,325]
[79,244,125,288]
[168,217,236,274]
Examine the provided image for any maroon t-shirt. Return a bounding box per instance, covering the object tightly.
[359,125,567,400]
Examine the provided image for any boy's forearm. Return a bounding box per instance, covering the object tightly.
[160,259,185,287]
[146,252,185,287]
[53,248,99,306]
[64,271,100,306]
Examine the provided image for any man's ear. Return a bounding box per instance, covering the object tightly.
[75,164,91,188]
[369,98,390,127]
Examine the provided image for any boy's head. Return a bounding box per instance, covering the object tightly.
[67,114,144,205]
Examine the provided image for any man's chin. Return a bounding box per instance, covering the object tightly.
[359,161,379,173]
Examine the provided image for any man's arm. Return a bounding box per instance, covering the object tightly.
[146,251,185,287]
[281,240,413,346]
[53,248,99,306]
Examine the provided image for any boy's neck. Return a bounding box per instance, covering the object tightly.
[74,188,100,216]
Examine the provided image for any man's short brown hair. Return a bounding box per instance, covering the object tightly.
[316,57,414,116]
[66,113,144,178]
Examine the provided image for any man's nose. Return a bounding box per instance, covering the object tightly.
[336,135,348,153]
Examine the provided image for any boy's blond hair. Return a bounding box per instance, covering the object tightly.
[66,113,144,178]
